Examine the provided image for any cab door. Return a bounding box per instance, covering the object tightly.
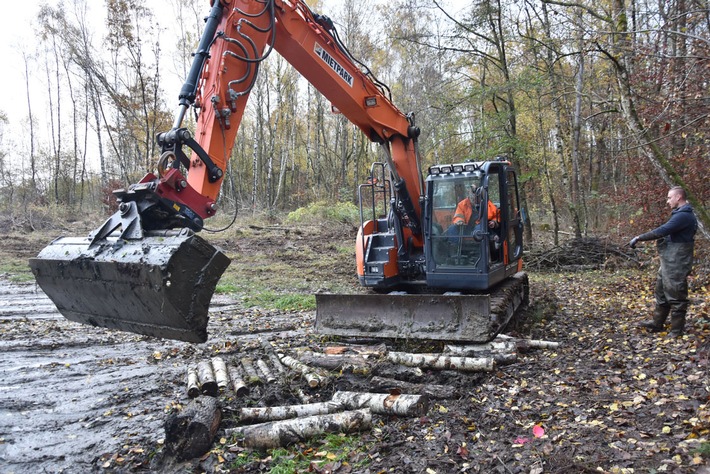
[504,169,524,267]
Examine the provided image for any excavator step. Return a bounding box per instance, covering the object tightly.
[315,272,528,342]
[29,230,230,343]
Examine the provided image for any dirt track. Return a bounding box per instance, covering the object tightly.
[0,277,311,473]
[0,279,183,472]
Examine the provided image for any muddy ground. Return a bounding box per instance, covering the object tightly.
[0,222,708,473]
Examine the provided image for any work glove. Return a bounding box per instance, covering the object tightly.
[628,236,639,249]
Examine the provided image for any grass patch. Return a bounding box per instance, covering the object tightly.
[233,434,370,473]
[215,281,239,294]
[695,441,710,456]
[286,201,360,226]
[226,450,261,470]
[243,291,315,311]
[0,260,35,283]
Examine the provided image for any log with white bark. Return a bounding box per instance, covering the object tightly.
[196,360,218,396]
[227,409,371,449]
[165,396,221,460]
[236,401,344,424]
[186,367,200,399]
[240,358,263,385]
[324,343,387,357]
[495,334,560,351]
[444,343,517,365]
[386,351,495,372]
[298,352,370,373]
[294,387,312,404]
[516,339,560,351]
[260,338,287,374]
[278,354,325,388]
[227,365,249,397]
[330,391,428,416]
[211,357,229,390]
[445,340,517,354]
[255,358,277,383]
[369,376,456,400]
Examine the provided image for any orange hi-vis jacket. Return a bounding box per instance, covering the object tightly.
[453,199,500,226]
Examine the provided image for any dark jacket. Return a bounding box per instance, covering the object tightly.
[640,204,697,243]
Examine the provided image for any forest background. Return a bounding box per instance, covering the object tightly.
[0,0,708,243]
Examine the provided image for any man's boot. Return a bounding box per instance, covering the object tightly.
[639,306,669,332]
[668,310,686,338]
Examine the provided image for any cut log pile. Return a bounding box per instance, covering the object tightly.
[167,334,559,458]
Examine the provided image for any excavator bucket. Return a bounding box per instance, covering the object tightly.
[315,272,528,342]
[28,230,230,343]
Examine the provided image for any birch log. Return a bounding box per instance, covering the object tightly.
[227,365,249,397]
[278,354,325,388]
[516,339,560,351]
[211,357,229,390]
[236,401,344,424]
[196,360,218,396]
[228,409,371,449]
[294,387,311,404]
[324,343,387,357]
[260,338,287,374]
[386,351,495,372]
[240,358,263,385]
[165,396,221,460]
[444,343,517,365]
[369,376,456,400]
[331,391,428,416]
[445,340,517,354]
[298,352,370,373]
[495,334,560,351]
[186,367,200,399]
[255,359,277,383]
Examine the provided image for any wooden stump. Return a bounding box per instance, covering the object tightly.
[164,396,221,461]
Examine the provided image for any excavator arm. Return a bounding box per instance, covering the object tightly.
[29,0,426,342]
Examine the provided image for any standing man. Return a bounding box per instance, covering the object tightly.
[629,186,698,337]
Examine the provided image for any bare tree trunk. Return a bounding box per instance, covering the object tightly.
[603,0,710,236]
[569,13,586,238]
[23,54,37,189]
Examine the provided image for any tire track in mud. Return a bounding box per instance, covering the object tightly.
[0,279,181,472]
[0,279,307,473]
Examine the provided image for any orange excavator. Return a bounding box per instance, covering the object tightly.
[29,0,528,344]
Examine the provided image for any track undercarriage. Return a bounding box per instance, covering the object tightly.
[315,272,529,343]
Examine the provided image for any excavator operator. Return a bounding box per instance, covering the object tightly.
[444,183,502,262]
[452,184,500,230]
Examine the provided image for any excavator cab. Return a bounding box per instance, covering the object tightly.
[424,159,524,290]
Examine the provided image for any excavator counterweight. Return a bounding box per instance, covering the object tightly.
[29,230,230,343]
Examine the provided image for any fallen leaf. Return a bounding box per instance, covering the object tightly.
[457,444,469,458]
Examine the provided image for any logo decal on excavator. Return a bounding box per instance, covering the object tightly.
[314,43,353,87]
